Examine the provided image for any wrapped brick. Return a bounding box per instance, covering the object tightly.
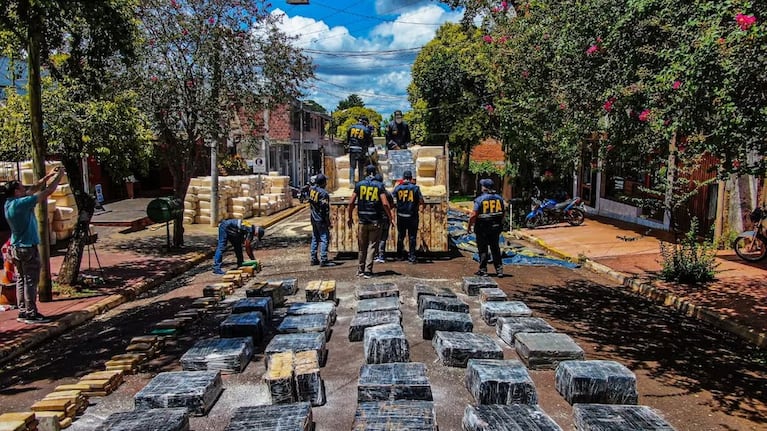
[219,312,265,345]
[287,302,337,326]
[555,360,638,405]
[413,283,457,301]
[418,295,469,317]
[352,400,437,431]
[349,310,402,342]
[515,333,585,370]
[225,403,313,431]
[355,282,399,300]
[231,297,273,320]
[480,301,532,326]
[462,276,497,296]
[358,362,432,402]
[277,313,331,340]
[180,337,253,373]
[96,408,189,431]
[134,371,223,416]
[465,359,537,405]
[572,404,676,431]
[462,404,563,431]
[265,332,327,368]
[357,296,400,313]
[432,331,503,368]
[496,316,556,347]
[479,287,507,302]
[363,323,409,364]
[422,309,473,340]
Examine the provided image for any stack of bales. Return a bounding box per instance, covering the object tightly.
[183,173,292,224]
[20,161,78,243]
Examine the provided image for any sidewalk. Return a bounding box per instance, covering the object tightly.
[0,201,307,364]
[511,215,767,348]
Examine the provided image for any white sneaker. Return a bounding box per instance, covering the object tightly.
[374,258,385,264]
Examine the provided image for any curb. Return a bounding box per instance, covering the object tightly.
[512,230,767,349]
[0,205,307,365]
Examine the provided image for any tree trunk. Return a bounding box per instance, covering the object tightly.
[27,8,53,302]
[171,166,189,248]
[57,157,96,286]
[459,150,473,194]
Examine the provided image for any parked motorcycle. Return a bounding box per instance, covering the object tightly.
[733,205,767,261]
[525,188,586,228]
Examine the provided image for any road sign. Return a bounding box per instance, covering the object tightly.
[253,157,267,174]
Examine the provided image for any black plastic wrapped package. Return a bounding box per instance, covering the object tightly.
[555,360,638,405]
[480,301,533,325]
[462,276,497,296]
[572,404,676,430]
[413,283,457,300]
[95,408,189,431]
[355,282,399,300]
[219,312,265,344]
[432,331,503,367]
[357,296,400,313]
[478,287,508,303]
[496,316,556,347]
[351,400,437,431]
[349,310,402,342]
[462,404,563,431]
[224,403,314,431]
[265,332,327,368]
[363,323,410,364]
[231,297,273,320]
[422,309,473,340]
[515,333,585,370]
[134,371,223,416]
[358,362,432,402]
[287,302,337,326]
[277,313,331,340]
[465,359,537,405]
[417,295,469,317]
[180,337,253,373]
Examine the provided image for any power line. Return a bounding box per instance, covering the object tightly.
[304,47,421,57]
[310,1,446,26]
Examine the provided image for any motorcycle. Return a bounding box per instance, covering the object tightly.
[733,205,767,261]
[525,187,586,228]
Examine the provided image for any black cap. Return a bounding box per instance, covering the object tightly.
[394,110,403,117]
[359,115,369,123]
[365,164,377,174]
[315,174,327,185]
[480,178,495,189]
[402,170,412,179]
[3,180,20,198]
[374,174,383,182]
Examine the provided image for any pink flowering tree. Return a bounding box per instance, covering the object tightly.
[134,0,314,246]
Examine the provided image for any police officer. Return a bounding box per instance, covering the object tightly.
[467,178,505,277]
[393,170,424,263]
[347,165,394,278]
[385,110,411,150]
[308,174,337,267]
[374,174,394,263]
[213,219,264,274]
[347,116,373,184]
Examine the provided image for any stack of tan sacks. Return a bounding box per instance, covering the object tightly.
[183,174,293,224]
[20,161,78,243]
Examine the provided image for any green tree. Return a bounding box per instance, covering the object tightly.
[336,93,365,110]
[133,0,314,246]
[0,0,139,298]
[332,106,383,142]
[409,23,494,193]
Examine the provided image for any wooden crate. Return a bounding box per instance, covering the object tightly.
[329,199,448,253]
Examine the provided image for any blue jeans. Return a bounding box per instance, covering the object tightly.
[213,220,243,272]
[310,220,330,263]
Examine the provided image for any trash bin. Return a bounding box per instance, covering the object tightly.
[146,197,183,223]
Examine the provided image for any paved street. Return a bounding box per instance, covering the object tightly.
[0,208,765,430]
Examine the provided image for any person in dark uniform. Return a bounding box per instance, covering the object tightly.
[467,178,505,277]
[308,174,337,267]
[347,116,373,184]
[213,219,264,274]
[374,174,394,263]
[385,110,411,150]
[347,165,394,278]
[393,170,424,263]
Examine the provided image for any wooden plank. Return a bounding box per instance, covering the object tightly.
[324,156,337,192]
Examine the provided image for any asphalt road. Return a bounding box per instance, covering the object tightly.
[0,208,765,430]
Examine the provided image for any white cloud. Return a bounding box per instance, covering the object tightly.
[272,5,463,116]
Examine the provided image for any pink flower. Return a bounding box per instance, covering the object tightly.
[603,97,616,112]
[484,104,495,114]
[208,17,215,25]
[483,35,494,43]
[186,80,194,87]
[521,70,530,78]
[732,159,741,169]
[558,103,567,110]
[672,80,682,90]
[501,1,508,10]
[717,37,726,45]
[148,39,155,46]
[498,36,508,43]
[170,0,177,7]
[491,7,500,13]
[586,45,599,55]
[150,76,158,82]
[664,119,671,127]
[638,109,651,122]
[182,28,189,36]
[735,13,757,31]
[596,37,603,43]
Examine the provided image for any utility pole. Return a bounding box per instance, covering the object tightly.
[299,101,304,185]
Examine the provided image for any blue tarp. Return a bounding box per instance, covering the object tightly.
[448,207,578,268]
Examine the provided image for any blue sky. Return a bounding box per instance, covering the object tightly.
[272,0,465,117]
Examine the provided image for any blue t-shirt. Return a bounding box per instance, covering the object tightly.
[5,195,40,247]
[473,192,504,227]
[308,185,330,223]
[393,182,422,218]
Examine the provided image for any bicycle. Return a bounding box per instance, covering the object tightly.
[733,205,767,261]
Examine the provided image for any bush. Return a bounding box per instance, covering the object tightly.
[659,218,719,284]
